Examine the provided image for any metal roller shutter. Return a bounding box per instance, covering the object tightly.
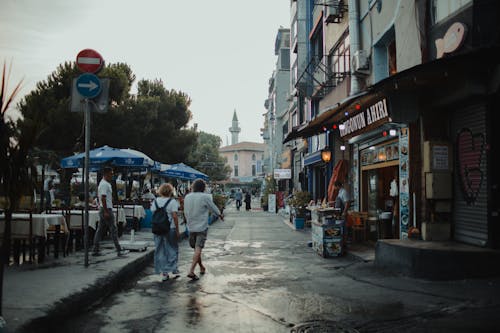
[451,104,488,246]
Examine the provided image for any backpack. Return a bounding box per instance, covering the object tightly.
[151,198,172,235]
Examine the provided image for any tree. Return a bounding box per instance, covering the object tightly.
[0,62,40,316]
[186,131,231,181]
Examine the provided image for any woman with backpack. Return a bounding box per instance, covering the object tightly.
[150,183,180,281]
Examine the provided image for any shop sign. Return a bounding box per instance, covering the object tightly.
[339,98,390,138]
[435,22,467,59]
[274,168,291,179]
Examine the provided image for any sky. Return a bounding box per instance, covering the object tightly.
[0,0,290,145]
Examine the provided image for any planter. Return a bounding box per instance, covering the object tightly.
[294,217,305,229]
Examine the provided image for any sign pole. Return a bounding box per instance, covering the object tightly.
[84,98,91,267]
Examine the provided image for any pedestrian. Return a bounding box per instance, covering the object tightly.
[92,167,129,257]
[150,183,180,281]
[43,175,55,210]
[333,180,350,220]
[244,191,251,211]
[183,178,224,280]
[235,189,242,211]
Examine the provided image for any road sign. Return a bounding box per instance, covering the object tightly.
[71,78,109,113]
[76,49,104,73]
[76,73,102,99]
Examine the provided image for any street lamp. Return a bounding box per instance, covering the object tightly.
[321,147,332,163]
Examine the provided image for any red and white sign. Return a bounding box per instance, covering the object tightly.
[76,49,104,73]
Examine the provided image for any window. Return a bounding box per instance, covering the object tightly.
[234,165,239,177]
[252,154,256,161]
[252,165,256,176]
[234,153,238,161]
[388,39,397,76]
[431,0,472,24]
[328,32,350,84]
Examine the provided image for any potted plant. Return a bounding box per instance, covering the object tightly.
[287,191,311,229]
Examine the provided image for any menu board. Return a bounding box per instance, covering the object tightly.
[361,141,399,166]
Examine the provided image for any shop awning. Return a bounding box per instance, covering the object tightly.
[283,46,500,144]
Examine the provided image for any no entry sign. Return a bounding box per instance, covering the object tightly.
[76,49,104,73]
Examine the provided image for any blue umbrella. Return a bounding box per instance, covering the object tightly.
[60,145,145,169]
[160,163,209,181]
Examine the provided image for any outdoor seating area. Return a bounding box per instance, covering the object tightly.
[0,144,211,267]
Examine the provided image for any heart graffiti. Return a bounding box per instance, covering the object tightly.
[456,128,485,205]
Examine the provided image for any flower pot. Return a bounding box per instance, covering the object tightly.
[294,217,305,229]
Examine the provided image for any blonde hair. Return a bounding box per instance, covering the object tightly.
[158,183,174,197]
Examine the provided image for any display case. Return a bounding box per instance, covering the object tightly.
[310,207,345,257]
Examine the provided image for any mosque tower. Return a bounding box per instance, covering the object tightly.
[229,109,241,145]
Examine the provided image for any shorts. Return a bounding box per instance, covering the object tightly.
[189,229,208,249]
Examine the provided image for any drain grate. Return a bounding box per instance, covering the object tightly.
[290,320,359,333]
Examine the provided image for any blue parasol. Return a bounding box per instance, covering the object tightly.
[60,145,145,169]
[160,163,209,181]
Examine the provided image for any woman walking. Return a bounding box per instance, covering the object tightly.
[150,183,180,281]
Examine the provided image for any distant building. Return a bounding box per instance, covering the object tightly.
[220,111,265,183]
[219,141,266,183]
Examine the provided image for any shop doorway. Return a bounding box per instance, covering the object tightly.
[361,165,399,239]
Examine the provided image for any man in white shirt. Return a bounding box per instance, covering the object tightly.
[92,167,128,257]
[183,179,223,280]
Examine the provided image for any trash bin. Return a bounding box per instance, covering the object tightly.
[379,212,393,239]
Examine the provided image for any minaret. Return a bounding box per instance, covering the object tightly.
[229,109,241,145]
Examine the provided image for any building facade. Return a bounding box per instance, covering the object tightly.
[284,0,500,248]
[262,27,291,189]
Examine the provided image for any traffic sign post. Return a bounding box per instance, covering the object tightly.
[76,48,104,73]
[75,48,105,268]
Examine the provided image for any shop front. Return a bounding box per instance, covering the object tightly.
[339,96,412,240]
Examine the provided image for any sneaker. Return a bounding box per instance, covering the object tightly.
[172,269,180,275]
[92,252,102,257]
[161,273,170,281]
[117,250,130,257]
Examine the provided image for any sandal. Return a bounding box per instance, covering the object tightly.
[187,273,199,281]
[200,269,206,275]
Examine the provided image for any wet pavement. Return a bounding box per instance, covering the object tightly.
[50,203,500,333]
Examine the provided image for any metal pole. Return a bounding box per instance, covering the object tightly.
[84,98,91,267]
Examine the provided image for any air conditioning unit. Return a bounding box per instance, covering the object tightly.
[352,50,370,75]
[324,0,341,24]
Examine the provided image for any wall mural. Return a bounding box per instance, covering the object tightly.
[457,128,485,205]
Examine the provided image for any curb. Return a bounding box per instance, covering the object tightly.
[17,249,155,333]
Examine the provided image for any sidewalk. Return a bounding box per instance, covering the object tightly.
[2,231,156,333]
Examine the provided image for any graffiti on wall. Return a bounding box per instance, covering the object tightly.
[457,128,485,205]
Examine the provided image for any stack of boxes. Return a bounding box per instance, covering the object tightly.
[311,209,345,257]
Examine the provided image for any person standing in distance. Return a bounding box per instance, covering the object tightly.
[150,183,180,281]
[235,189,242,211]
[333,180,350,220]
[92,167,129,257]
[183,179,223,280]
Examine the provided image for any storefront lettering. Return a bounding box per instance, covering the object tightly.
[340,98,389,137]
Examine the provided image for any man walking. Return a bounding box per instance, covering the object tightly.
[235,189,242,211]
[92,167,129,257]
[183,179,223,280]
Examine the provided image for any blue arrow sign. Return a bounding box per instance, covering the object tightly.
[76,73,102,98]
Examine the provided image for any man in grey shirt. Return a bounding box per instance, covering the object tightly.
[183,179,224,280]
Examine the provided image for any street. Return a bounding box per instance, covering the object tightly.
[54,205,500,333]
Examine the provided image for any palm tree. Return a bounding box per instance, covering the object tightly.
[0,61,37,316]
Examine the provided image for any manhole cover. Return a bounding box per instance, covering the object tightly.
[290,320,359,333]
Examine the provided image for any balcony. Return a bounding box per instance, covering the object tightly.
[295,54,350,98]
